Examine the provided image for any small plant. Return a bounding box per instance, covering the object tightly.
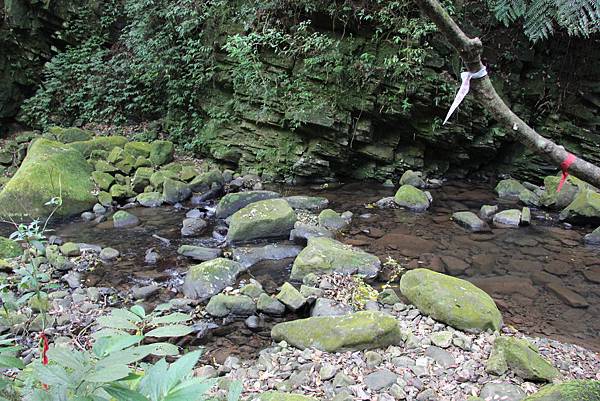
[381,256,406,289]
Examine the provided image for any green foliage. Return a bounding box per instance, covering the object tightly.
[487,0,600,41]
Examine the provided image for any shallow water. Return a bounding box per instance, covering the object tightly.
[9,180,598,353]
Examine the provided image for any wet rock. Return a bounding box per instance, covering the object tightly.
[440,255,469,275]
[400,269,502,332]
[276,282,306,311]
[378,288,401,305]
[582,267,600,283]
[583,226,600,245]
[81,212,95,221]
[132,284,159,300]
[245,315,264,330]
[216,190,280,218]
[496,179,540,206]
[452,211,490,232]
[181,217,207,236]
[205,294,256,317]
[394,185,431,212]
[375,196,398,208]
[144,248,160,264]
[480,383,525,401]
[546,282,589,308]
[227,199,296,243]
[521,380,600,401]
[182,258,244,301]
[289,223,333,244]
[284,195,329,211]
[178,245,222,261]
[311,298,352,317]
[318,209,351,231]
[559,188,600,223]
[364,369,398,391]
[479,205,498,220]
[99,247,120,260]
[543,260,570,276]
[137,191,163,207]
[473,276,538,298]
[530,271,561,286]
[493,209,522,227]
[59,242,80,257]
[425,345,455,368]
[112,210,140,228]
[291,237,380,280]
[521,207,531,225]
[257,293,286,315]
[92,203,107,215]
[232,244,303,269]
[189,170,224,192]
[399,170,426,188]
[271,311,402,352]
[486,336,559,381]
[162,178,191,204]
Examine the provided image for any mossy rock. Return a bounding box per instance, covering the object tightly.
[48,126,93,143]
[0,138,96,220]
[107,147,124,164]
[559,189,600,224]
[271,311,402,352]
[125,141,152,158]
[134,156,152,168]
[539,175,586,210]
[290,237,380,280]
[394,184,430,211]
[112,210,140,228]
[486,336,559,381]
[115,152,136,175]
[97,191,113,206]
[110,184,135,199]
[226,198,296,243]
[179,165,199,182]
[216,190,280,218]
[205,294,256,317]
[496,179,540,206]
[523,380,600,401]
[162,178,191,204]
[0,236,22,259]
[68,136,128,157]
[400,269,502,333]
[189,170,224,192]
[91,171,115,191]
[255,392,319,401]
[95,160,118,173]
[182,258,244,301]
[132,167,154,193]
[149,140,174,166]
[137,192,163,208]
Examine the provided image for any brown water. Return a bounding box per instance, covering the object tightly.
[23,180,600,353]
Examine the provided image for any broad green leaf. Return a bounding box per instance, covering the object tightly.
[153,303,171,312]
[227,380,243,401]
[112,308,144,323]
[146,342,180,357]
[97,315,138,331]
[138,358,169,401]
[33,364,71,386]
[162,377,217,401]
[130,305,146,319]
[145,325,193,338]
[165,351,201,391]
[93,334,144,357]
[150,313,191,325]
[91,328,128,340]
[97,344,156,367]
[87,364,131,382]
[47,346,87,370]
[105,383,150,401]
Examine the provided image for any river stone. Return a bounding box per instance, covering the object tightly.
[521,380,600,401]
[232,244,303,269]
[493,209,522,227]
[132,167,154,193]
[240,280,264,298]
[399,170,426,188]
[257,293,286,315]
[311,298,352,317]
[430,331,453,348]
[182,258,243,301]
[0,138,96,220]
[425,345,456,368]
[137,192,163,207]
[378,288,400,305]
[559,189,600,223]
[91,171,114,191]
[256,392,318,401]
[453,211,490,232]
[181,217,207,236]
[400,269,502,333]
[271,311,402,352]
[226,198,296,243]
[300,285,323,299]
[480,383,526,401]
[521,207,531,225]
[162,178,191,204]
[496,179,540,206]
[177,245,222,261]
[364,369,398,391]
[583,226,600,244]
[539,175,584,210]
[216,190,280,218]
[485,336,559,381]
[276,282,306,311]
[99,247,120,260]
[59,242,80,257]
[189,170,224,192]
[284,195,329,211]
[394,184,430,212]
[112,210,140,228]
[479,205,498,220]
[318,209,350,231]
[289,223,334,244]
[0,237,22,259]
[98,191,113,207]
[149,140,174,166]
[205,294,256,317]
[441,255,469,275]
[290,237,381,280]
[546,282,589,308]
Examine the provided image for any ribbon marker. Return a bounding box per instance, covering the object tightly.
[40,332,49,390]
[557,153,576,193]
[443,66,488,125]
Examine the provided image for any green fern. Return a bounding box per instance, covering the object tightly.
[487,0,600,41]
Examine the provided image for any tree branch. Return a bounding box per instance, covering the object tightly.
[416,0,600,188]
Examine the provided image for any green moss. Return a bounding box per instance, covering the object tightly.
[124,141,152,158]
[149,140,174,166]
[215,190,280,218]
[486,336,559,381]
[0,237,22,259]
[394,184,430,211]
[226,198,296,243]
[68,136,128,157]
[91,171,114,191]
[48,126,93,143]
[97,191,113,206]
[523,380,600,401]
[559,189,600,222]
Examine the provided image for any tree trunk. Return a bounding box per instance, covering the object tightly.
[415,0,600,188]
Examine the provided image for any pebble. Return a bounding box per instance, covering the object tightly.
[99,247,120,260]
[364,369,398,391]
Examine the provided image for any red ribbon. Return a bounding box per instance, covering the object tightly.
[557,153,576,193]
[39,332,49,389]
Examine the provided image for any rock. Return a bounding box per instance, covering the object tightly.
[144,248,160,264]
[271,311,402,352]
[62,271,81,288]
[399,170,426,188]
[227,199,296,243]
[0,237,22,259]
[300,285,322,299]
[425,345,455,368]
[276,282,306,311]
[311,298,352,317]
[521,380,600,401]
[0,139,96,219]
[452,211,490,232]
[99,247,120,260]
[364,369,398,391]
[400,269,502,333]
[240,280,264,298]
[582,267,600,283]
[59,242,80,257]
[216,190,280,218]
[181,217,207,236]
[546,282,589,308]
[92,203,106,215]
[245,315,264,330]
[182,258,244,301]
[318,209,350,231]
[394,185,430,212]
[479,383,526,401]
[479,205,498,220]
[177,245,222,261]
[284,196,329,211]
[232,244,303,269]
[378,288,401,305]
[493,209,522,227]
[290,237,380,280]
[559,189,600,223]
[124,141,151,158]
[97,191,113,206]
[332,372,355,387]
[189,170,224,192]
[110,184,134,198]
[205,294,256,317]
[69,136,128,157]
[162,178,191,204]
[485,336,559,381]
[440,255,469,275]
[496,179,540,206]
[521,207,531,225]
[137,192,163,207]
[132,167,154,193]
[539,175,584,210]
[319,363,338,380]
[257,293,286,315]
[81,212,95,221]
[365,350,383,368]
[430,331,453,348]
[132,285,159,300]
[112,210,140,228]
[255,392,318,401]
[584,226,600,245]
[149,140,174,166]
[289,223,333,244]
[49,126,93,143]
[91,171,115,191]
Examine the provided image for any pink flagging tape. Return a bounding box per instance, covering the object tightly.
[443,66,487,125]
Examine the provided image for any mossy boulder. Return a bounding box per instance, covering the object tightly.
[59,242,80,257]
[112,210,140,228]
[125,141,152,158]
[226,198,296,243]
[539,175,585,210]
[318,209,350,231]
[182,258,244,301]
[162,178,191,204]
[255,392,318,401]
[132,167,154,193]
[94,160,118,174]
[0,138,96,220]
[399,170,426,188]
[107,147,124,164]
[110,184,135,199]
[559,189,600,223]
[68,136,128,157]
[394,184,430,211]
[91,171,115,191]
[400,269,502,332]
[486,336,559,381]
[216,190,280,218]
[189,170,224,192]
[48,126,93,143]
[137,192,163,208]
[496,179,540,206]
[290,237,380,280]
[522,380,600,401]
[271,311,402,352]
[149,140,174,166]
[205,294,256,317]
[0,237,22,259]
[97,191,113,206]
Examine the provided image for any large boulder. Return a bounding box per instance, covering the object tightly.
[49,126,93,143]
[496,179,540,206]
[559,189,600,223]
[162,178,191,204]
[0,138,96,219]
[68,136,128,157]
[486,336,559,381]
[394,185,430,211]
[452,211,490,232]
[290,237,380,280]
[216,190,280,218]
[226,199,296,243]
[182,258,244,301]
[400,269,502,332]
[0,236,22,259]
[149,140,174,166]
[539,175,585,210]
[205,294,256,317]
[522,380,600,401]
[271,311,402,352]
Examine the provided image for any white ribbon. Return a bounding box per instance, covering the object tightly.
[443,66,487,125]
